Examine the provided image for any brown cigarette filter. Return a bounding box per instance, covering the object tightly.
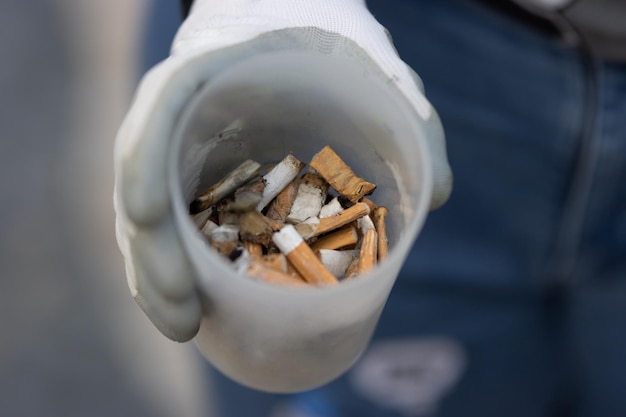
[309,145,376,203]
[310,226,358,252]
[357,228,378,274]
[247,261,307,287]
[360,198,378,218]
[373,206,389,261]
[296,202,370,239]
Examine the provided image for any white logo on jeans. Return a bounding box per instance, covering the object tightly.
[349,337,466,417]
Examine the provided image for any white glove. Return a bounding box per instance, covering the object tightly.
[114,0,452,342]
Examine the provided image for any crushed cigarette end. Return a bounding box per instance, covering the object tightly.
[190,159,261,214]
[265,178,298,222]
[257,154,305,212]
[310,146,376,203]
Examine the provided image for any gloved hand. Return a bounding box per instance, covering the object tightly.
[114,0,453,342]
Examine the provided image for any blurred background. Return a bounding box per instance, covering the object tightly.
[0,1,210,415]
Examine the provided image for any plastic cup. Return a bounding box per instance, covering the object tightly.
[168,51,437,392]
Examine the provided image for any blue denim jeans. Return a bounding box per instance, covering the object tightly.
[142,0,626,416]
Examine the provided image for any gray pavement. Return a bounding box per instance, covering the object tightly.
[0,1,209,416]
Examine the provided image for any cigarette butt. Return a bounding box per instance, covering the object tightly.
[190,159,261,214]
[357,229,378,274]
[265,217,285,232]
[243,241,263,258]
[227,178,266,212]
[286,173,329,224]
[373,206,389,261]
[294,217,319,241]
[358,214,376,235]
[259,253,288,272]
[272,225,338,285]
[285,259,305,280]
[318,249,358,278]
[310,226,358,252]
[246,261,307,287]
[309,146,376,203]
[265,178,298,222]
[296,202,370,239]
[239,210,274,247]
[319,197,344,219]
[257,154,305,212]
[360,198,378,217]
[209,224,240,257]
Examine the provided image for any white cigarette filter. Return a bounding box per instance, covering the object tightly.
[318,249,357,278]
[272,224,305,254]
[319,197,344,219]
[257,154,304,212]
[358,214,376,234]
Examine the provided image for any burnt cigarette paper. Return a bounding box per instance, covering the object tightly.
[265,178,298,222]
[286,173,329,224]
[239,210,274,247]
[257,154,305,212]
[309,145,376,203]
[227,178,266,213]
[190,159,261,214]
